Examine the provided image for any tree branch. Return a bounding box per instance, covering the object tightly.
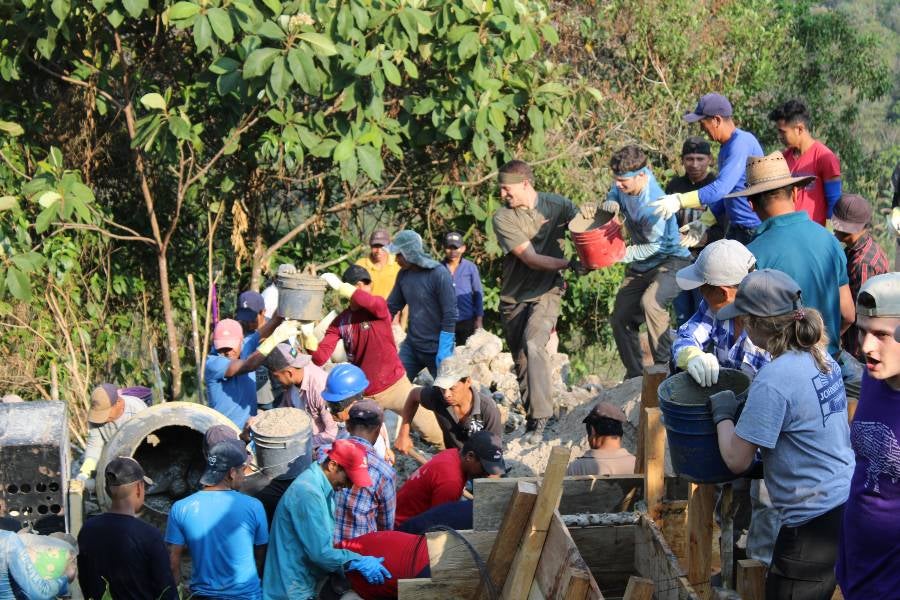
[0,149,30,180]
[26,57,124,110]
[51,222,157,245]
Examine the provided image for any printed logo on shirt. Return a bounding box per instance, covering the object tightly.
[851,420,900,494]
[811,369,845,426]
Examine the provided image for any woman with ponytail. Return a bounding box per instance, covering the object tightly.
[709,269,854,600]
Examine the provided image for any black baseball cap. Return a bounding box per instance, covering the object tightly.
[582,402,627,424]
[832,194,872,235]
[199,439,248,486]
[105,456,153,488]
[444,232,464,248]
[203,424,239,457]
[348,399,384,427]
[465,430,506,476]
[342,264,372,285]
[681,136,711,156]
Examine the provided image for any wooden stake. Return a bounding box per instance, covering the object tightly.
[686,483,715,600]
[635,365,669,473]
[187,274,202,403]
[500,446,571,600]
[50,362,59,401]
[720,483,734,589]
[736,559,766,600]
[643,407,666,520]
[623,576,655,600]
[475,481,538,599]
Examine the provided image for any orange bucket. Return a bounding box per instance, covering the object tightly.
[568,211,626,269]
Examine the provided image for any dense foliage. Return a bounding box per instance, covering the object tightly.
[0,0,895,423]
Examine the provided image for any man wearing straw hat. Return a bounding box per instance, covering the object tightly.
[734,152,860,399]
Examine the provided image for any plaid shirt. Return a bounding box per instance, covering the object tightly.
[333,435,397,544]
[843,232,890,359]
[672,299,771,374]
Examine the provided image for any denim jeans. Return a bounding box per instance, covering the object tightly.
[398,340,437,383]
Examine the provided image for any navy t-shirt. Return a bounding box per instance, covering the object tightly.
[77,513,177,600]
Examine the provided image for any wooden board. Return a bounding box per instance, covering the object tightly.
[686,484,715,599]
[643,407,666,520]
[532,512,602,600]
[623,576,655,600]
[634,515,701,600]
[635,365,669,473]
[473,475,644,531]
[569,524,637,592]
[736,559,765,600]
[425,530,497,580]
[397,577,477,599]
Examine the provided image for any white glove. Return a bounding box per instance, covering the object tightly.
[651,194,682,220]
[258,320,300,355]
[679,220,708,248]
[579,202,597,220]
[320,273,342,290]
[300,322,318,351]
[600,200,619,215]
[891,207,900,236]
[687,353,720,387]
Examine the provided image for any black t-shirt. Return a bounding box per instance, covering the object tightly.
[419,386,502,450]
[665,172,725,244]
[77,512,177,600]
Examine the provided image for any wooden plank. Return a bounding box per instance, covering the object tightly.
[570,524,636,592]
[533,512,602,600]
[501,446,571,599]
[397,577,476,599]
[636,365,669,473]
[643,407,666,520]
[719,483,734,589]
[623,576,655,600]
[736,559,766,600]
[634,515,700,600]
[473,475,644,530]
[660,500,689,568]
[474,480,539,598]
[425,530,497,581]
[686,484,715,600]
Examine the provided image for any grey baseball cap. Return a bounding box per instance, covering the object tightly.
[676,240,756,291]
[716,269,802,320]
[857,273,900,318]
[433,354,472,389]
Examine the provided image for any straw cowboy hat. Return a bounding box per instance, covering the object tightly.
[723,152,815,198]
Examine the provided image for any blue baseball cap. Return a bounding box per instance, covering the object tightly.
[684,93,733,123]
[200,439,248,486]
[236,291,265,321]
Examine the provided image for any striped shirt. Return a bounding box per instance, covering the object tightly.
[672,299,771,375]
[333,435,397,544]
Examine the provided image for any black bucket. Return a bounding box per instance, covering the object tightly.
[276,273,327,321]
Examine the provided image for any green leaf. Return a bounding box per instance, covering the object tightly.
[140,92,167,111]
[333,137,355,161]
[122,0,148,18]
[445,118,463,140]
[11,252,43,273]
[339,152,358,182]
[261,0,281,15]
[298,33,338,57]
[6,267,29,302]
[69,181,94,203]
[66,193,92,222]
[412,97,436,115]
[35,205,56,233]
[168,115,191,139]
[535,82,568,96]
[210,56,240,74]
[585,86,603,103]
[255,19,284,40]
[398,10,418,49]
[217,71,242,95]
[106,8,125,28]
[193,15,213,53]
[50,0,70,21]
[167,1,200,20]
[243,47,279,78]
[382,58,402,86]
[402,58,419,79]
[540,24,559,45]
[448,25,476,43]
[0,196,17,211]
[0,121,24,137]
[458,31,480,60]
[49,147,63,168]
[268,56,291,98]
[356,145,383,182]
[207,7,234,43]
[355,54,377,76]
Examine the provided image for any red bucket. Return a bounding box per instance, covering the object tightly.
[568,211,626,269]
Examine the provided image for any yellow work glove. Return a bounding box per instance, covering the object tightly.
[258,320,299,356]
[77,459,96,479]
[300,322,319,351]
[651,190,702,220]
[891,207,900,236]
[321,273,357,299]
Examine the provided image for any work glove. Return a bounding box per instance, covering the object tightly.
[436,330,455,369]
[600,200,620,216]
[276,263,296,276]
[652,190,702,220]
[687,352,720,387]
[708,389,739,425]
[679,220,708,248]
[348,556,392,585]
[257,320,300,356]
[579,202,598,220]
[300,322,318,352]
[892,207,900,236]
[321,273,357,299]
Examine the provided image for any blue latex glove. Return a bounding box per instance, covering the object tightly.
[348,556,392,585]
[436,330,455,369]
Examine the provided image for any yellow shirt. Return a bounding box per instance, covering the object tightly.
[355,254,401,299]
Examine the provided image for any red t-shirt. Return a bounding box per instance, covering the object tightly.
[311,289,406,395]
[782,141,840,226]
[338,531,430,600]
[394,449,465,525]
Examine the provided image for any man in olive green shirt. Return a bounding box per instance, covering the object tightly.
[492,160,590,443]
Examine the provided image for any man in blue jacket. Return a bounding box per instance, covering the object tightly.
[601,145,692,379]
[652,93,764,245]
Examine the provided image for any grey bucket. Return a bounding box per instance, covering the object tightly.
[276,273,328,321]
[250,408,312,480]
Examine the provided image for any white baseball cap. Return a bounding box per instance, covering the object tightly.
[676,239,756,291]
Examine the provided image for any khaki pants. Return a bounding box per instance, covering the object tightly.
[372,376,444,448]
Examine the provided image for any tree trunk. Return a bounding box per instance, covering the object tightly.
[157,250,183,399]
[250,233,265,290]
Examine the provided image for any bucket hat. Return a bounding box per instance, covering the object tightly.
[723,152,815,199]
[387,230,441,269]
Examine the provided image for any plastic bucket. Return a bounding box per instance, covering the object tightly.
[250,408,312,480]
[658,369,751,484]
[276,273,327,321]
[568,211,626,269]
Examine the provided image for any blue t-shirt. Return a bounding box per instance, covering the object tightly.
[747,211,849,356]
[697,128,764,228]
[735,351,854,526]
[444,259,484,322]
[165,490,268,599]
[206,332,260,428]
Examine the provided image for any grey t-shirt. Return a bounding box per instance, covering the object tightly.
[492,192,577,304]
[735,350,854,526]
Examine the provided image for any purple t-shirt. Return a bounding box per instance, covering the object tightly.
[836,372,900,598]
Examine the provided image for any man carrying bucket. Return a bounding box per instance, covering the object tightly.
[600,145,691,380]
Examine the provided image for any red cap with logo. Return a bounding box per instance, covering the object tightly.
[327,439,373,488]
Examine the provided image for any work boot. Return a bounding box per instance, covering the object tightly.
[524,417,547,444]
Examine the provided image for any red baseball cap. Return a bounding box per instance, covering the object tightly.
[327,439,372,488]
[213,319,243,350]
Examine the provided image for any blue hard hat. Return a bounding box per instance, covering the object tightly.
[322,364,370,403]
